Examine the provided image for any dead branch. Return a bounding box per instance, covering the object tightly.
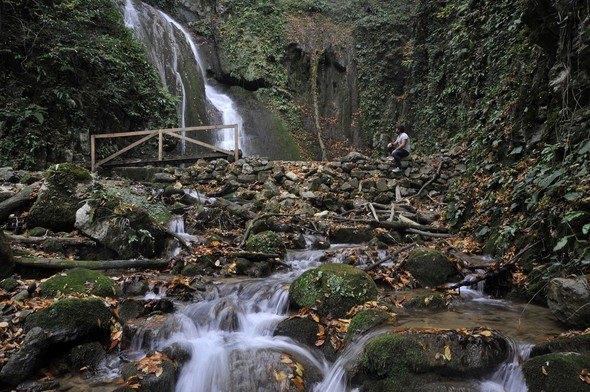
[5,233,96,247]
[0,182,41,222]
[363,244,414,272]
[14,256,168,270]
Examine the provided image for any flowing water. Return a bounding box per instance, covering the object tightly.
[122,0,245,154]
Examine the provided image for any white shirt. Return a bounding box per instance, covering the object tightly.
[395,133,410,152]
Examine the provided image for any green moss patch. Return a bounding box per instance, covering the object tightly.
[40,268,120,298]
[245,231,286,255]
[361,333,425,379]
[347,309,392,340]
[289,263,378,318]
[523,352,590,392]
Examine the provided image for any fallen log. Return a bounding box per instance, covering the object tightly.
[363,244,414,272]
[0,182,41,222]
[231,251,280,260]
[331,216,449,234]
[5,233,97,247]
[14,256,168,270]
[437,242,538,291]
[407,228,453,238]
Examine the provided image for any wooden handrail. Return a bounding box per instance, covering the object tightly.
[90,124,239,171]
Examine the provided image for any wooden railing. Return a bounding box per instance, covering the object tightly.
[90,124,239,171]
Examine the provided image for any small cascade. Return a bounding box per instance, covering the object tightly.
[459,269,509,307]
[480,342,532,392]
[122,0,246,154]
[168,215,202,257]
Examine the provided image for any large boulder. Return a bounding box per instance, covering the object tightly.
[39,268,120,297]
[523,352,590,392]
[117,353,180,392]
[357,329,510,389]
[531,332,590,357]
[289,263,378,318]
[0,298,112,386]
[226,349,322,392]
[24,298,112,342]
[547,275,590,328]
[0,231,14,278]
[405,249,459,287]
[274,317,319,348]
[28,163,91,232]
[75,190,167,259]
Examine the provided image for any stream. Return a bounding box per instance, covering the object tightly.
[116,217,565,392]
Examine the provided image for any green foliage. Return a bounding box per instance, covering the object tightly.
[0,0,177,169]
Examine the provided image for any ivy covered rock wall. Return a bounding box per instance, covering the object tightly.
[0,0,177,169]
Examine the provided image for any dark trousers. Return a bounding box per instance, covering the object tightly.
[391,149,409,167]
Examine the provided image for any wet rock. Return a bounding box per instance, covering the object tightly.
[0,327,50,385]
[405,293,448,311]
[161,342,191,364]
[310,236,330,250]
[330,225,373,244]
[227,349,322,392]
[39,268,120,298]
[290,263,378,318]
[116,356,180,392]
[359,329,510,383]
[547,275,590,328]
[28,163,91,232]
[531,332,590,356]
[274,317,319,348]
[244,231,286,255]
[119,298,175,324]
[0,230,14,279]
[346,309,393,340]
[121,314,169,350]
[522,352,590,392]
[68,342,106,371]
[14,380,60,392]
[122,276,150,297]
[24,298,112,343]
[405,249,459,287]
[153,172,176,183]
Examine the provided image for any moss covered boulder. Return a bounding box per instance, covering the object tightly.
[40,268,120,297]
[28,163,91,232]
[405,249,458,287]
[405,293,448,311]
[76,189,168,258]
[290,263,378,318]
[0,230,14,278]
[24,298,112,343]
[68,342,106,371]
[531,332,590,357]
[274,317,320,348]
[347,309,393,340]
[361,333,425,381]
[245,231,286,255]
[523,352,590,392]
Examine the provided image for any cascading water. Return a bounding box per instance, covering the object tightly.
[480,342,533,392]
[122,0,244,154]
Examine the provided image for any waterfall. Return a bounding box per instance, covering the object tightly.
[122,0,244,154]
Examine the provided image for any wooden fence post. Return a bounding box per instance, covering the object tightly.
[90,135,96,172]
[158,131,163,161]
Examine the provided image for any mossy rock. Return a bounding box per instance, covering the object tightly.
[523,352,590,392]
[244,231,286,255]
[28,227,48,237]
[347,309,393,340]
[405,249,458,287]
[289,263,378,318]
[361,333,425,379]
[28,163,91,232]
[0,277,19,292]
[24,298,112,342]
[405,293,448,311]
[531,333,590,357]
[68,342,106,370]
[274,317,320,348]
[40,268,120,298]
[0,231,14,278]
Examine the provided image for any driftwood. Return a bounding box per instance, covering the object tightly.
[5,233,97,247]
[363,244,414,272]
[407,228,453,238]
[414,161,443,198]
[14,256,168,270]
[0,182,41,222]
[230,251,280,260]
[437,242,538,291]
